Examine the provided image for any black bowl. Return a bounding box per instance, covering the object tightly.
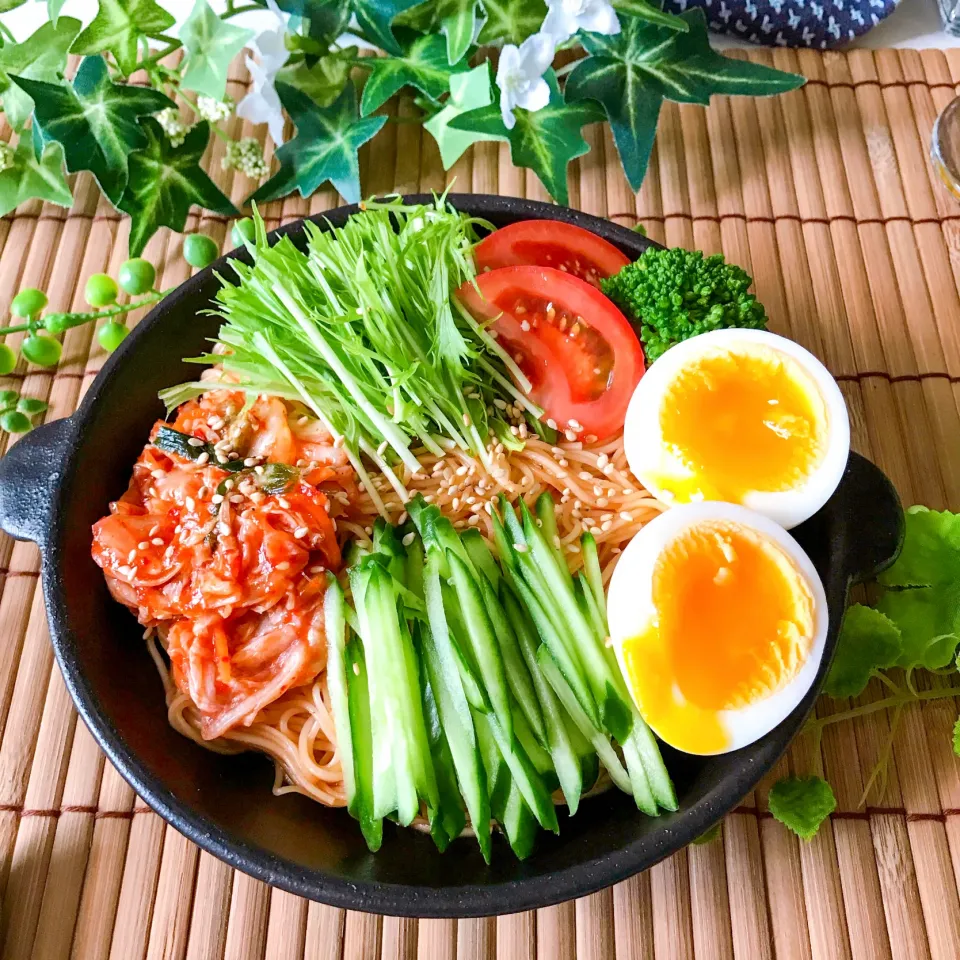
[0,195,903,917]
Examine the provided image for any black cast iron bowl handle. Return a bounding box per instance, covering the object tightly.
[0,415,76,545]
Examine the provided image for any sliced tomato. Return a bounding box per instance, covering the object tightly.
[475,220,631,288]
[457,266,644,442]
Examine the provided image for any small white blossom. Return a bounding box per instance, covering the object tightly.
[496,32,556,131]
[155,107,193,148]
[237,0,289,146]
[195,95,234,124]
[237,58,286,146]
[222,137,269,179]
[0,142,14,173]
[542,0,621,44]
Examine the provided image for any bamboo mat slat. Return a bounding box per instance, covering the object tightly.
[2,46,960,960]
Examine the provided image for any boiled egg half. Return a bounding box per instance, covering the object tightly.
[623,329,849,529]
[607,501,828,755]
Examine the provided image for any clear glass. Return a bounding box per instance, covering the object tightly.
[939,0,960,35]
[931,96,960,201]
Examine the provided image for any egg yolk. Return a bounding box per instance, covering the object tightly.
[622,519,815,754]
[657,344,827,504]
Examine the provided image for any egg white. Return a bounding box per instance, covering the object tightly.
[607,501,828,756]
[623,329,850,530]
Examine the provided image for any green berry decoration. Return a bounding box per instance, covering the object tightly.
[231,218,256,248]
[11,288,48,319]
[0,344,16,376]
[118,258,156,296]
[183,233,219,269]
[21,334,62,368]
[98,320,129,353]
[85,273,119,308]
[16,397,48,416]
[0,410,31,434]
[42,314,70,335]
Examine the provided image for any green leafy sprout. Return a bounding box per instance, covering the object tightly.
[159,197,542,514]
[0,0,802,255]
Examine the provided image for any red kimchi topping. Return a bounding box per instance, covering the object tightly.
[92,390,352,740]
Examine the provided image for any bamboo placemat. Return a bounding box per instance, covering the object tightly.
[3,45,960,960]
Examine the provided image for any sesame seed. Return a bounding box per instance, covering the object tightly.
[377,440,388,457]
[187,437,204,447]
[463,412,472,427]
[579,471,593,481]
[456,465,468,477]
[151,537,164,546]
[494,398,507,410]
[218,522,231,535]
[520,320,531,332]
[585,435,598,443]
[185,496,196,511]
[353,662,360,676]
[597,497,608,507]
[294,525,309,538]
[212,494,224,505]
[513,543,528,553]
[217,456,228,465]
[278,497,290,509]
[243,457,257,467]
[565,429,578,442]
[196,452,209,465]
[546,419,558,430]
[620,511,633,521]
[601,520,613,532]
[597,453,609,468]
[276,561,290,570]
[127,549,137,563]
[151,469,166,479]
[230,494,244,504]
[468,514,480,525]
[137,541,149,550]
[402,532,416,547]
[602,463,615,476]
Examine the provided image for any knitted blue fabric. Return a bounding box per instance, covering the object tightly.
[661,0,900,48]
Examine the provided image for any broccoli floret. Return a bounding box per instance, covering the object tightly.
[600,247,767,362]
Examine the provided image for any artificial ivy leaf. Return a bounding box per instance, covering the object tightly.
[477,0,546,45]
[451,69,604,205]
[180,0,254,101]
[118,119,238,256]
[250,81,386,205]
[396,0,477,64]
[824,604,902,699]
[276,49,356,108]
[360,31,466,117]
[567,10,805,190]
[352,0,423,55]
[424,62,498,169]
[0,17,81,131]
[0,140,73,218]
[768,776,836,841]
[612,0,688,32]
[71,0,176,76]
[48,0,68,23]
[14,55,173,205]
[877,506,960,670]
[276,0,351,44]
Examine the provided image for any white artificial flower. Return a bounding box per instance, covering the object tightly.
[251,0,290,74]
[542,0,621,45]
[237,0,290,145]
[237,57,286,146]
[496,32,556,131]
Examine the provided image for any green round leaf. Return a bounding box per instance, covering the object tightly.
[11,287,48,319]
[183,232,219,269]
[118,257,156,295]
[21,334,62,367]
[0,409,31,434]
[0,344,16,376]
[85,273,119,307]
[98,320,129,352]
